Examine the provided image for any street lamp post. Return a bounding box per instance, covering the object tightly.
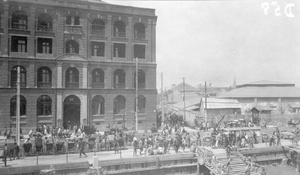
[16,66,20,147]
[135,58,138,132]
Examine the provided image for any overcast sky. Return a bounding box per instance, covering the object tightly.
[106,0,300,89]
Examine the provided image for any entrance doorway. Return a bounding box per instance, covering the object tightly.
[63,95,80,129]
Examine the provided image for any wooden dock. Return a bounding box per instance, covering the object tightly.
[197,147,264,175]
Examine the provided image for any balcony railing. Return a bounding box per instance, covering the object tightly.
[11,23,28,30]
[92,82,104,88]
[64,25,82,34]
[11,82,26,88]
[114,32,126,38]
[135,83,146,89]
[134,33,146,39]
[37,82,52,88]
[114,83,125,89]
[92,29,105,36]
[65,82,79,88]
[37,25,53,32]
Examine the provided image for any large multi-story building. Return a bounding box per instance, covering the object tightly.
[0,0,157,132]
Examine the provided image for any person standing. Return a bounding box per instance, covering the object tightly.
[132,137,138,157]
[78,138,87,158]
[4,126,7,137]
[225,145,231,158]
[13,142,20,160]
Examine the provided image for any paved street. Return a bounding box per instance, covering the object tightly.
[1,147,136,167]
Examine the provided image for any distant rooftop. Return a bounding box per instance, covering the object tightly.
[218,86,300,98]
[200,98,241,109]
[236,80,295,88]
[79,0,108,4]
[174,83,199,92]
[173,97,240,110]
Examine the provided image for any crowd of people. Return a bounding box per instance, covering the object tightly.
[131,123,200,157]
[208,129,259,150]
[0,118,284,175]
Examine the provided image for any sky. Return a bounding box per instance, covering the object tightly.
[105,0,300,89]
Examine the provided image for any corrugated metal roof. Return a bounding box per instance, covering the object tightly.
[206,103,241,109]
[173,97,241,110]
[217,86,300,98]
[201,98,241,109]
[173,98,201,109]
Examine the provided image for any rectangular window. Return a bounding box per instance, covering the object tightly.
[113,43,126,58]
[134,44,146,59]
[91,42,105,57]
[37,38,52,54]
[11,36,27,53]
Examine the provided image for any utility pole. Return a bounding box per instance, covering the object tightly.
[16,66,20,146]
[165,87,168,115]
[171,84,174,110]
[183,77,186,121]
[135,58,138,132]
[161,73,164,124]
[205,81,207,131]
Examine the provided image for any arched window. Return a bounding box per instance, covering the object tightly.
[113,20,126,37]
[135,95,146,113]
[65,40,79,54]
[65,67,79,88]
[114,69,125,89]
[92,68,104,88]
[37,13,53,31]
[11,65,26,87]
[10,95,26,116]
[11,10,28,30]
[91,19,105,35]
[66,15,72,25]
[92,95,105,115]
[37,67,52,87]
[113,95,126,114]
[37,95,52,116]
[74,15,80,25]
[134,23,145,39]
[134,70,146,89]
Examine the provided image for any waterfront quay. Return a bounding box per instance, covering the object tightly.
[0,136,297,175]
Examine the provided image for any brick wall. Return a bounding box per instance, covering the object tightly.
[0,1,157,132]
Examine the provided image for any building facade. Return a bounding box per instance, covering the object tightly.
[0,0,157,132]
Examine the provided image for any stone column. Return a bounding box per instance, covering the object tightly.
[57,92,63,126]
[146,19,152,61]
[29,7,36,58]
[82,63,88,88]
[105,67,112,89]
[151,20,156,62]
[254,98,257,106]
[2,4,9,56]
[127,17,133,61]
[0,61,8,87]
[105,15,112,61]
[57,62,63,88]
[28,63,35,88]
[81,94,88,125]
[126,67,133,89]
